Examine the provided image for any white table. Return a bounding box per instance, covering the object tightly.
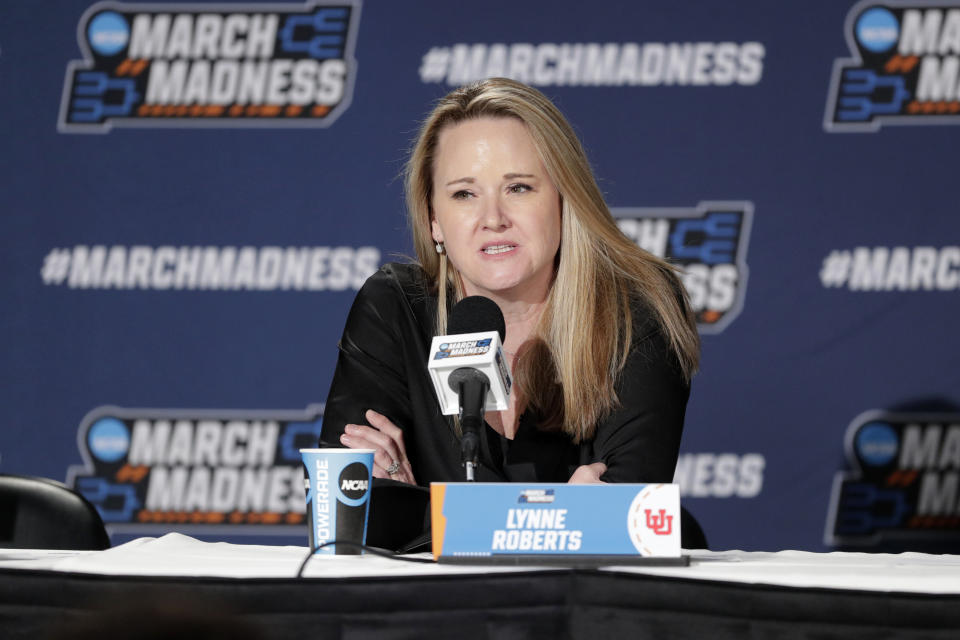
[2,534,958,639]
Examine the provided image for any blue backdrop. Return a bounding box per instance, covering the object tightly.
[2,0,958,552]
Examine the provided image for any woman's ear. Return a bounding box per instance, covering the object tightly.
[431,219,443,244]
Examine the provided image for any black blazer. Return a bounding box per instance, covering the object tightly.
[320,263,690,486]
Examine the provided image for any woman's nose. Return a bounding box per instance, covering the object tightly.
[480,196,510,230]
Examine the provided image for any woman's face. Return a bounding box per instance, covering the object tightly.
[430,117,562,304]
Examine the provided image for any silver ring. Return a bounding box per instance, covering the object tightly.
[386,460,400,475]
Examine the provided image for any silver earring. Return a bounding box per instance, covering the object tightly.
[435,242,444,254]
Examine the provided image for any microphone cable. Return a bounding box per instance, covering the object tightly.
[296,541,435,578]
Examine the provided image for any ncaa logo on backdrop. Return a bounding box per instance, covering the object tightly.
[826,410,960,548]
[59,1,361,133]
[67,405,325,533]
[612,201,753,334]
[825,1,960,131]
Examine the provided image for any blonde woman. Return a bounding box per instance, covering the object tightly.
[322,78,699,488]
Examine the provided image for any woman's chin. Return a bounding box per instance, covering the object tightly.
[465,276,544,301]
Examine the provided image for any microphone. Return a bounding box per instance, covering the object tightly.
[427,296,512,481]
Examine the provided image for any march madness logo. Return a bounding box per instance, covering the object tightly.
[612,201,753,334]
[825,1,960,131]
[67,405,325,533]
[59,1,360,133]
[826,410,960,548]
[434,339,492,359]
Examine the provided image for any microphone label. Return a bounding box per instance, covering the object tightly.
[428,331,511,415]
[434,338,492,358]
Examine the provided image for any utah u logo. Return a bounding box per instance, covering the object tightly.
[644,508,673,535]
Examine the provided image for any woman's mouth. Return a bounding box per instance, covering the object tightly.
[482,244,516,255]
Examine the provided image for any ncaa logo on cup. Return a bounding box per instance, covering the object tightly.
[339,462,369,499]
[341,479,368,491]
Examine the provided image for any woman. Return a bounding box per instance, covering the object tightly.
[321,78,699,487]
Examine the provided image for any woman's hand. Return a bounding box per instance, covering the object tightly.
[339,409,416,485]
[568,462,607,484]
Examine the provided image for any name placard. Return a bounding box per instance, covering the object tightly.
[430,483,682,563]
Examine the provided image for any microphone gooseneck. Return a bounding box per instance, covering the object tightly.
[445,297,506,482]
[448,367,488,481]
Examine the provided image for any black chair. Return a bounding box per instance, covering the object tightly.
[366,478,431,552]
[680,506,709,550]
[0,474,110,550]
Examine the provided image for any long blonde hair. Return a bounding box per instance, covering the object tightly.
[405,78,699,442]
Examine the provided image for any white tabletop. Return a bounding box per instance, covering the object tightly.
[1,533,958,594]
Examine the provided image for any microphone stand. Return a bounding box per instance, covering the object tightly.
[452,369,489,482]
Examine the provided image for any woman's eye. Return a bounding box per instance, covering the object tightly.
[508,183,532,194]
[452,190,472,200]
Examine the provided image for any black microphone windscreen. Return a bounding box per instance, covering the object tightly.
[447,296,506,342]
